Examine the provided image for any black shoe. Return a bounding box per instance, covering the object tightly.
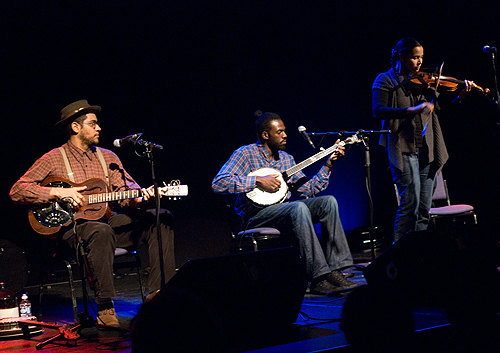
[310,277,344,295]
[328,271,358,289]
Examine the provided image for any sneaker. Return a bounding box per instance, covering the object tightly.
[310,277,344,295]
[97,308,120,327]
[328,271,358,289]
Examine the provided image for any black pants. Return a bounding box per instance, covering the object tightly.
[62,208,175,300]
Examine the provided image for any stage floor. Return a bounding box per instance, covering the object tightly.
[0,246,496,352]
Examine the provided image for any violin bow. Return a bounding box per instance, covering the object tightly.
[433,61,444,99]
[423,61,444,133]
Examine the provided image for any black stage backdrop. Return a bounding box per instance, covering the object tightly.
[2,1,500,270]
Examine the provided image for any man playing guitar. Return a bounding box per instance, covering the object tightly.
[10,100,176,327]
[212,110,357,295]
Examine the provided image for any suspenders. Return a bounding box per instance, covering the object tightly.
[59,147,75,183]
[95,148,110,187]
[59,146,110,187]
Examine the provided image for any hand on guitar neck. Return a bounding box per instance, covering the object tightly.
[137,185,161,205]
[256,174,282,193]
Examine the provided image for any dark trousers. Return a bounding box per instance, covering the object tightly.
[62,208,175,300]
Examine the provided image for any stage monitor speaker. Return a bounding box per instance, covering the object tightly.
[132,246,308,353]
[0,239,29,294]
[362,229,458,305]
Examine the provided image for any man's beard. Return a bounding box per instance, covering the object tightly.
[80,134,98,147]
[268,139,286,152]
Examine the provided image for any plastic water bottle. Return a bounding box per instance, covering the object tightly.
[19,293,31,317]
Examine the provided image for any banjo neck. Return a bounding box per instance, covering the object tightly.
[283,141,344,179]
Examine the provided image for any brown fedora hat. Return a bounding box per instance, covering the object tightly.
[55,100,101,127]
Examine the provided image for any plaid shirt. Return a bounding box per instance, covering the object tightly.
[10,141,141,208]
[212,142,331,216]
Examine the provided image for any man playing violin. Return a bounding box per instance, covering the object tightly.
[372,37,477,242]
[212,110,357,295]
[9,100,176,327]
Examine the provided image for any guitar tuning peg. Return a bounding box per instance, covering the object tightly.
[169,179,180,186]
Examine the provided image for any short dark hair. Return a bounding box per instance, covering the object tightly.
[254,110,281,140]
[391,37,422,68]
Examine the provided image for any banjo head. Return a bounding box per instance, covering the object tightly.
[246,168,288,206]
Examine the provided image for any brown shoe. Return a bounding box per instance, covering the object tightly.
[145,289,160,303]
[310,275,344,295]
[97,308,120,327]
[329,271,358,289]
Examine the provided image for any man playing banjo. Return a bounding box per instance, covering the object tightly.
[212,110,357,295]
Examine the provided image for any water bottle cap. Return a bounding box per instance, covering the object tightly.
[21,293,28,299]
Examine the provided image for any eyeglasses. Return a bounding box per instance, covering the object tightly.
[84,120,101,128]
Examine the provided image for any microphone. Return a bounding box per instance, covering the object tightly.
[483,45,497,54]
[298,126,315,148]
[113,133,142,148]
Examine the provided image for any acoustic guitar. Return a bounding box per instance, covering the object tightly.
[28,177,188,235]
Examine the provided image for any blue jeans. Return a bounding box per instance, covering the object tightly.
[246,196,353,280]
[392,153,436,242]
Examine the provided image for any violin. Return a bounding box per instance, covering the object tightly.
[410,71,490,95]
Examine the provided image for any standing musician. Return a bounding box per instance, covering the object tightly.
[212,110,357,295]
[372,37,477,242]
[9,100,176,327]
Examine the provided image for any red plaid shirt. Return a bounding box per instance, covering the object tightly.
[10,141,141,208]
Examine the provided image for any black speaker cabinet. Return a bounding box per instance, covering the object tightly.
[362,229,458,305]
[0,239,29,294]
[132,246,308,352]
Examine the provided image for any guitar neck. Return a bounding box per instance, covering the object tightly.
[86,189,142,205]
[284,142,344,178]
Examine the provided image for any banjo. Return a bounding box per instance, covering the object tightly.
[246,133,363,206]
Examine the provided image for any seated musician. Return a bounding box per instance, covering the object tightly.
[212,110,357,295]
[9,100,176,327]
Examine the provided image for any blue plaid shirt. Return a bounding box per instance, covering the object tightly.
[212,142,331,217]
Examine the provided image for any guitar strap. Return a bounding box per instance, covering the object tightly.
[59,147,75,183]
[59,146,110,188]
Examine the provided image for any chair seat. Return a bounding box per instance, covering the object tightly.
[114,247,130,256]
[238,227,281,238]
[233,227,282,252]
[430,204,474,216]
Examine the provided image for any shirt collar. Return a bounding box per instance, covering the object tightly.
[66,140,96,160]
[256,142,280,161]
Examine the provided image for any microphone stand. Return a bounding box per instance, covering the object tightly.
[134,138,166,288]
[486,48,500,131]
[308,129,390,261]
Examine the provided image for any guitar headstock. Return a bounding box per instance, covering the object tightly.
[159,180,188,199]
